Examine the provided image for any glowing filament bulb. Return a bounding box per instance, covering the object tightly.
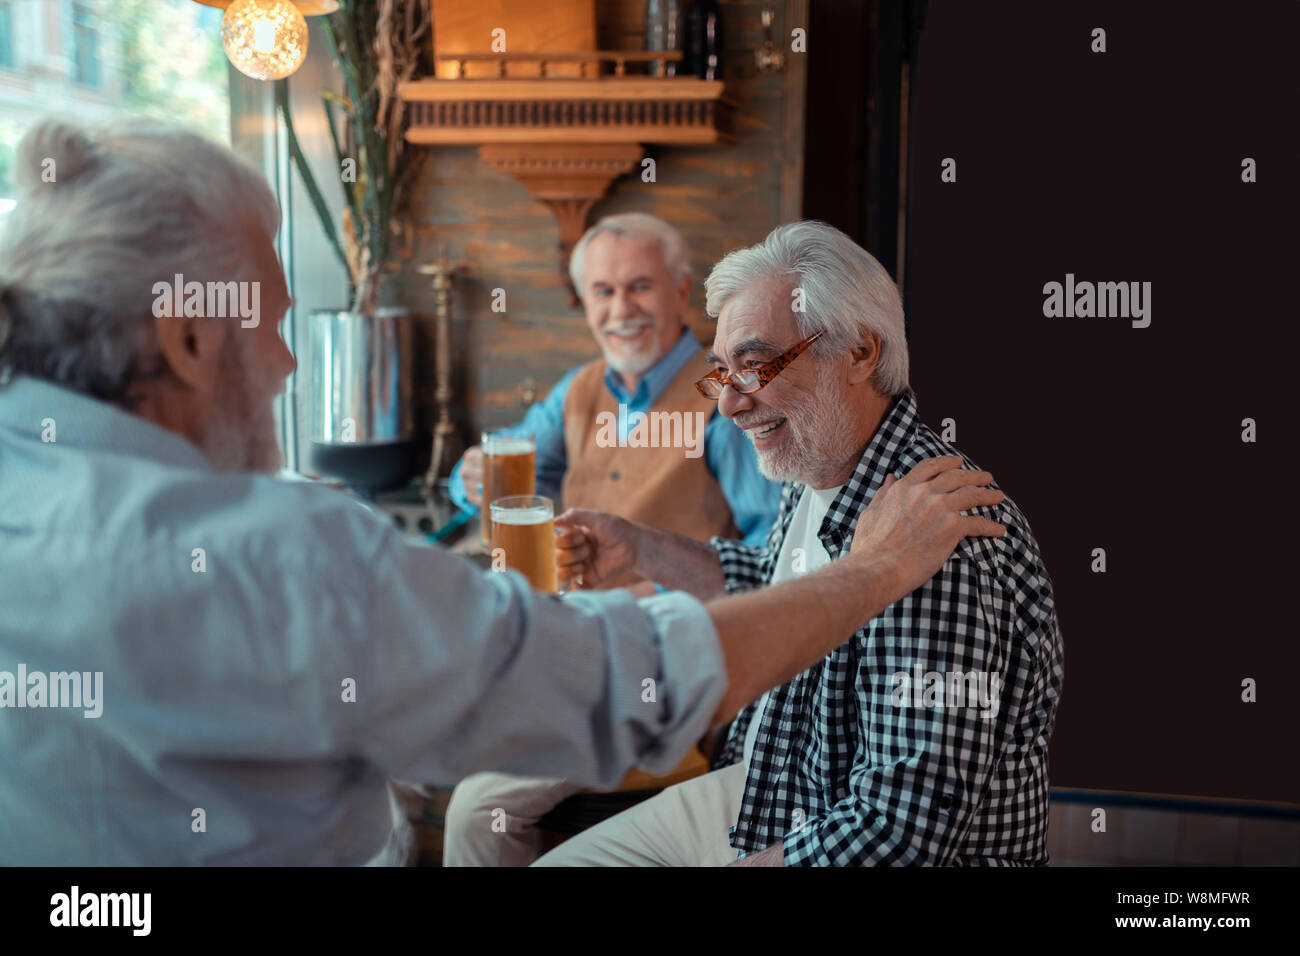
[221,0,308,81]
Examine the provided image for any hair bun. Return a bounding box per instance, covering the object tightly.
[14,120,97,192]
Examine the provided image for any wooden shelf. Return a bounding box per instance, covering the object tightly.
[399,78,734,147]
[400,78,726,101]
[433,50,686,80]
[407,126,728,146]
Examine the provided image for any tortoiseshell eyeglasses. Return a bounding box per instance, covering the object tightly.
[695,331,824,400]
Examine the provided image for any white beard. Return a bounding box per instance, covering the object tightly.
[199,335,283,474]
[602,344,660,378]
[599,318,665,379]
[748,370,857,485]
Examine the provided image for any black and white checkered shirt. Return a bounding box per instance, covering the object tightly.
[709,388,1064,865]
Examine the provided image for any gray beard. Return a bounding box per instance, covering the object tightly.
[602,344,660,378]
[751,378,857,486]
[199,336,283,474]
[202,401,281,474]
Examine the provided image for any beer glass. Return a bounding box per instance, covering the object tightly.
[479,431,536,546]
[489,495,557,593]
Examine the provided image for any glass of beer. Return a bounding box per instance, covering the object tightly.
[479,431,535,546]
[489,495,557,593]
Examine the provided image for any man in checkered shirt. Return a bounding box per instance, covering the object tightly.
[541,221,1064,866]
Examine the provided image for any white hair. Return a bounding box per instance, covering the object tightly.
[0,118,280,402]
[703,220,910,396]
[568,212,691,300]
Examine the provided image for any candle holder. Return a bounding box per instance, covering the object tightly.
[417,248,467,500]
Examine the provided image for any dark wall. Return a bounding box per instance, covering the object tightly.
[906,0,1298,802]
[801,0,869,246]
[802,0,924,309]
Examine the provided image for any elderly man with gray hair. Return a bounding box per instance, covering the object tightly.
[0,121,1006,864]
[544,221,1065,866]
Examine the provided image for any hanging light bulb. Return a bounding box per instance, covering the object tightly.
[221,0,309,81]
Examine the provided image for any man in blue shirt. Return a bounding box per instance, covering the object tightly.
[450,213,781,567]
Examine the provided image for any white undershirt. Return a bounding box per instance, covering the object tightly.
[740,483,842,767]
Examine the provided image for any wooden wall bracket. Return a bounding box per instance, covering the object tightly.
[398,75,734,299]
[477,142,643,302]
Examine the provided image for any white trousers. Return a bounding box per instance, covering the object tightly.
[443,773,584,867]
[534,763,748,867]
[444,764,748,867]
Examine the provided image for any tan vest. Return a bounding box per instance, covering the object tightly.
[561,354,739,590]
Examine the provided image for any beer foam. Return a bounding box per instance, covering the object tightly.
[490,506,553,525]
[486,437,534,456]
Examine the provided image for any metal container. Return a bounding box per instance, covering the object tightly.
[307,307,417,491]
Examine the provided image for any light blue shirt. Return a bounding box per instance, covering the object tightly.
[450,329,781,547]
[0,376,727,865]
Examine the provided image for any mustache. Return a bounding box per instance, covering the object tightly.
[732,411,787,429]
[603,316,654,332]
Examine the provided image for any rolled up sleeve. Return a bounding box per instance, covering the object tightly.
[354,518,726,789]
[624,589,727,773]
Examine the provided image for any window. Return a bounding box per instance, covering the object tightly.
[0,1,232,215]
[71,1,100,87]
[0,3,14,70]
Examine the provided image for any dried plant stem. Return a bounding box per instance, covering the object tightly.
[283,1,431,313]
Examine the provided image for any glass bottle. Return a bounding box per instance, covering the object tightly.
[645,0,667,75]
[684,0,724,81]
[663,0,684,77]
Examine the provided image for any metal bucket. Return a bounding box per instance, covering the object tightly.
[307,307,416,491]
